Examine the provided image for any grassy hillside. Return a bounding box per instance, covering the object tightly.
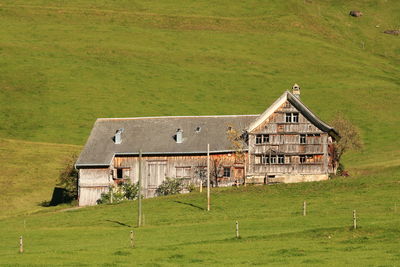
[0,139,80,219]
[0,1,399,265]
[0,166,399,265]
[0,0,399,167]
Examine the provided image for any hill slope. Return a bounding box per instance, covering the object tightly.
[0,166,399,265]
[0,0,399,167]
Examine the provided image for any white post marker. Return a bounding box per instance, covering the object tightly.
[207,143,210,212]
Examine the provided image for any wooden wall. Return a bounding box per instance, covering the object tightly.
[248,100,334,176]
[113,153,244,197]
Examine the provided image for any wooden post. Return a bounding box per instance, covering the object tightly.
[353,210,357,230]
[199,180,202,193]
[110,186,113,204]
[207,144,210,212]
[130,230,135,248]
[19,236,23,253]
[236,221,240,238]
[303,201,307,216]
[137,150,142,227]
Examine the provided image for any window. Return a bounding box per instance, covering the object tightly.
[262,155,269,164]
[300,155,306,164]
[117,169,123,179]
[300,134,306,144]
[285,113,299,123]
[115,168,130,179]
[255,134,269,144]
[258,155,286,164]
[278,155,284,164]
[223,167,231,177]
[176,167,191,178]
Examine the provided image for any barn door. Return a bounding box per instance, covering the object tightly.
[147,161,167,189]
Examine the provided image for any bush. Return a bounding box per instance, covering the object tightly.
[155,177,183,196]
[97,181,139,204]
[57,154,79,202]
[186,183,196,192]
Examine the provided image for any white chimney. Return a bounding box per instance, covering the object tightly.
[115,128,124,144]
[176,129,183,144]
[292,83,300,99]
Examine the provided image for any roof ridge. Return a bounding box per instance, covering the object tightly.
[97,114,260,121]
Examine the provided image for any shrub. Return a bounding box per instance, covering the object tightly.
[97,181,139,204]
[57,154,79,202]
[186,183,196,192]
[155,177,183,196]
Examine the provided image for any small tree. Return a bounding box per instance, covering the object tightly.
[226,125,246,163]
[330,113,363,173]
[57,154,79,202]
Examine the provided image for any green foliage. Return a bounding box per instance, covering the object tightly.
[97,181,139,204]
[330,113,364,167]
[186,183,196,193]
[57,154,79,202]
[156,177,184,196]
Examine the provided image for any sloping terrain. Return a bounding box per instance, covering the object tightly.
[0,166,399,265]
[0,0,399,265]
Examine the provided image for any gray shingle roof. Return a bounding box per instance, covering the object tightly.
[76,115,258,167]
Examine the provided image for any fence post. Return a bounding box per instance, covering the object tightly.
[353,210,357,230]
[19,236,23,253]
[303,201,307,216]
[130,230,135,248]
[236,221,240,238]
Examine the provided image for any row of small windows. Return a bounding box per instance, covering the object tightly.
[255,154,323,164]
[255,133,321,144]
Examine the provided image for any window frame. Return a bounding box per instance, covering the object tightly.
[223,167,231,178]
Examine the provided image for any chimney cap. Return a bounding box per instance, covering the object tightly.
[292,83,300,90]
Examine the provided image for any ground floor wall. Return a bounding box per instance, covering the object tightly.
[247,174,329,184]
[78,152,332,206]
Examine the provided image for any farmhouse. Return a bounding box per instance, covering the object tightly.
[76,85,339,206]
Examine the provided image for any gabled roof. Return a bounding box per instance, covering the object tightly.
[76,90,339,168]
[76,115,258,167]
[247,91,339,140]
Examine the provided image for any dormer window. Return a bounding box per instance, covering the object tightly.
[285,113,299,123]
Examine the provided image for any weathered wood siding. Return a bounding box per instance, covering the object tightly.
[248,100,334,178]
[78,168,110,206]
[113,154,244,197]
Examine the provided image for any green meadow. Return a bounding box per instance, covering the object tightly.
[0,0,399,265]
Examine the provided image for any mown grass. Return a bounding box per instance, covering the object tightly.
[0,166,399,265]
[0,0,399,166]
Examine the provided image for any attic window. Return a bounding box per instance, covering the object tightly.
[195,126,201,133]
[285,113,299,123]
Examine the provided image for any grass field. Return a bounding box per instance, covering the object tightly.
[0,166,399,265]
[0,0,399,265]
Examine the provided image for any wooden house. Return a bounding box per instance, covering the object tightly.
[76,85,339,206]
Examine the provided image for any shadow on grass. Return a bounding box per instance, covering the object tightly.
[105,219,132,228]
[174,200,204,210]
[39,187,76,207]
